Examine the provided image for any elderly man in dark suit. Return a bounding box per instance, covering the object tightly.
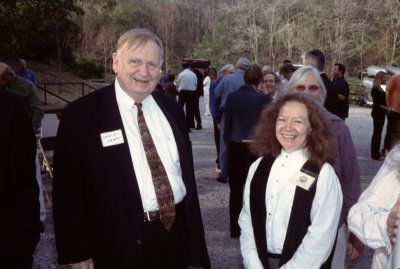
[0,91,41,268]
[53,28,210,269]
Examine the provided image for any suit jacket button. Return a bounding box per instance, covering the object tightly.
[136,239,142,245]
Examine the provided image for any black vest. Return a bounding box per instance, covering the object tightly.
[249,154,335,268]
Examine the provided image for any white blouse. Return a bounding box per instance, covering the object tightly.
[239,149,343,269]
[348,145,400,269]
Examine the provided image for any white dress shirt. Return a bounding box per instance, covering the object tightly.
[177,68,197,91]
[115,78,186,211]
[239,149,343,269]
[348,145,400,269]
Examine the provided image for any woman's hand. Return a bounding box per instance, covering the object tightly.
[348,232,364,261]
[69,258,94,269]
[386,107,396,114]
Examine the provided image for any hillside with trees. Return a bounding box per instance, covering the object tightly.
[1,0,399,79]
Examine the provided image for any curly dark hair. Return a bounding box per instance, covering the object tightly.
[249,92,336,168]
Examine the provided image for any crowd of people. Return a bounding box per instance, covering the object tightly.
[1,27,400,269]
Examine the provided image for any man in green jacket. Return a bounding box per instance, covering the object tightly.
[0,62,43,133]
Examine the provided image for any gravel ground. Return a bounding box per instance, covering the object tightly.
[33,101,382,268]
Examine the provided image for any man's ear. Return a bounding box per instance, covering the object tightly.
[112,52,119,74]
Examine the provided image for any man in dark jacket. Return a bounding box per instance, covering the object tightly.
[332,63,350,121]
[53,28,210,269]
[0,91,41,268]
[302,49,340,117]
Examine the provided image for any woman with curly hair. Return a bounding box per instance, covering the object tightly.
[239,92,343,269]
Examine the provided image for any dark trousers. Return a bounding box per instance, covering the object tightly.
[213,119,220,168]
[384,112,400,153]
[0,257,33,269]
[371,111,386,158]
[138,204,188,269]
[228,141,257,237]
[193,95,201,127]
[178,90,196,129]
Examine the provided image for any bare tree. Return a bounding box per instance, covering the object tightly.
[262,0,281,66]
[250,0,259,63]
[71,0,400,75]
[384,0,400,64]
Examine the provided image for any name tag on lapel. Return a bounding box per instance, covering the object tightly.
[100,129,124,147]
[291,171,316,191]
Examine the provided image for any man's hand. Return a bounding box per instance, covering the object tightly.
[348,232,364,261]
[386,107,396,115]
[338,93,346,101]
[69,258,94,269]
[387,195,400,244]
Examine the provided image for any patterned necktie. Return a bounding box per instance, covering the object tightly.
[135,102,176,231]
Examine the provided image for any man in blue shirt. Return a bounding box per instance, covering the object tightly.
[214,58,250,183]
[210,64,234,182]
[15,59,38,87]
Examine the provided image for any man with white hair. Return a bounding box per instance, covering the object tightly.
[210,64,234,180]
[288,66,363,268]
[53,28,210,268]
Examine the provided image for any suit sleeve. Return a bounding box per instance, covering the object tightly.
[333,121,361,226]
[27,83,44,130]
[214,78,224,99]
[53,104,91,264]
[222,98,232,147]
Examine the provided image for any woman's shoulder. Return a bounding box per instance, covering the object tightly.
[320,162,336,173]
[319,162,340,184]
